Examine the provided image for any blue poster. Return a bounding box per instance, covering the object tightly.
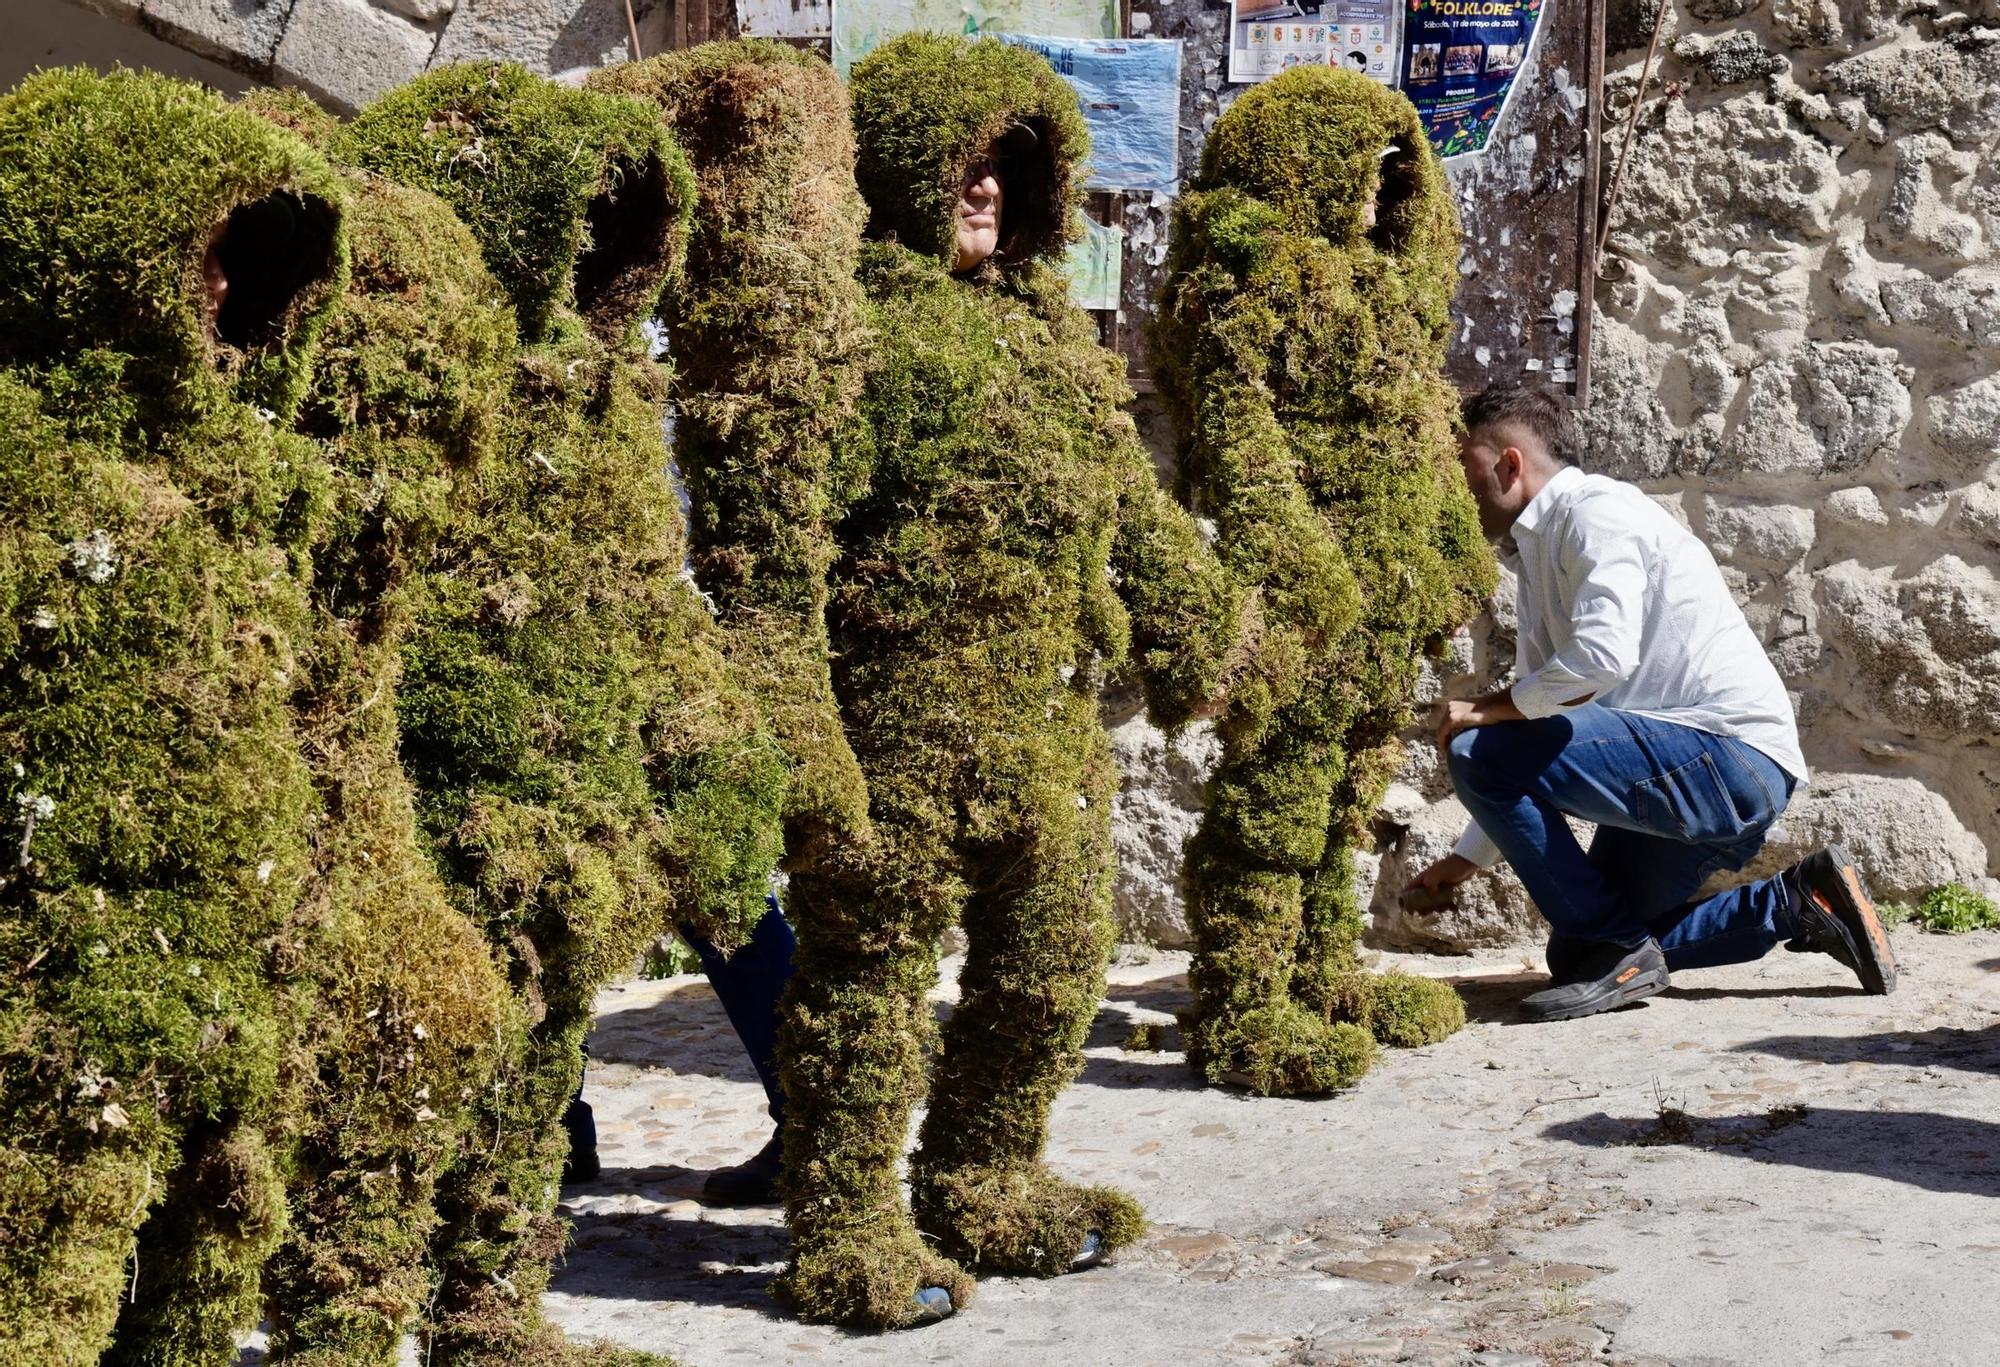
[1398,0,1542,160]
[999,34,1184,194]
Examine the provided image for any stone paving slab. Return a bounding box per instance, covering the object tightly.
[544,930,2000,1366]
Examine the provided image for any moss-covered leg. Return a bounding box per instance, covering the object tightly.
[1291,839,1464,1050]
[772,838,972,1330]
[908,721,1141,1274]
[416,1013,617,1367]
[1183,708,1378,1096]
[103,1123,289,1367]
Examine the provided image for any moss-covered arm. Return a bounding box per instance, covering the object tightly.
[1108,450,1240,733]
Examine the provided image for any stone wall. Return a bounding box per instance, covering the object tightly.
[61,0,671,110]
[48,0,2000,949]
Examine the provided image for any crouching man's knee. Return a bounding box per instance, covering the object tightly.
[1445,727,1483,790]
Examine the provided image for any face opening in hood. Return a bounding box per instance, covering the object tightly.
[209,188,341,353]
[852,33,1090,270]
[574,148,680,336]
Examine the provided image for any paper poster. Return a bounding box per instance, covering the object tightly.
[1399,0,1543,159]
[1066,212,1124,310]
[833,0,1119,76]
[1229,0,1334,83]
[997,34,1183,193]
[1334,0,1401,85]
[736,0,833,38]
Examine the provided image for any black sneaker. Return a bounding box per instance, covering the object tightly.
[561,1096,600,1185]
[1784,844,1897,994]
[1520,937,1668,1022]
[700,1134,782,1206]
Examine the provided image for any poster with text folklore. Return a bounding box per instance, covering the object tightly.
[1398,0,1542,159]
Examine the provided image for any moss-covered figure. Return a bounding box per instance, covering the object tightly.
[342,65,778,1366]
[228,89,526,1366]
[719,35,1240,1330]
[1152,68,1497,1097]
[0,69,347,1364]
[587,40,872,852]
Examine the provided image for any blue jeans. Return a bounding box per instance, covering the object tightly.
[1446,706,1799,971]
[681,895,795,1123]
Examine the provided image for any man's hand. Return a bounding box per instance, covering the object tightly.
[1435,688,1526,752]
[1411,853,1478,897]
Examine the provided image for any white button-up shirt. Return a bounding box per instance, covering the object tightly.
[1454,464,1808,869]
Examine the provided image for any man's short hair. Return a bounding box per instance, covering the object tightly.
[1461,383,1583,467]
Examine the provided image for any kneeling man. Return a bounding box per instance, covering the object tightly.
[1414,384,1896,1021]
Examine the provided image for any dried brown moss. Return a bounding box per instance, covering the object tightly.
[1153,68,1495,1097]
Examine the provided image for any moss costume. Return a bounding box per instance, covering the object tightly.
[1152,68,1497,1097]
[748,35,1240,1329]
[0,70,347,1364]
[587,40,872,854]
[342,65,780,1365]
[221,90,524,1366]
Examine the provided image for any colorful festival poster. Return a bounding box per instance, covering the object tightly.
[1398,0,1542,159]
[998,34,1184,192]
[832,0,1119,76]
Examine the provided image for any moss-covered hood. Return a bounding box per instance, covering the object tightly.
[0,67,348,418]
[1196,67,1455,274]
[343,63,693,345]
[850,33,1087,268]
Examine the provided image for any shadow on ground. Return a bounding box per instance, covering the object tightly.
[552,1204,790,1314]
[1541,1106,2000,1198]
[1732,1024,2000,1074]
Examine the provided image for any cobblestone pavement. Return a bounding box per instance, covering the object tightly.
[547,930,2000,1367]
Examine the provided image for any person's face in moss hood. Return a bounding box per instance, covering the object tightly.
[849,33,1089,270]
[953,144,1004,272]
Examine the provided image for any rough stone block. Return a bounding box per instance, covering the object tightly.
[1958,480,2000,549]
[1881,269,2000,349]
[1610,98,1840,264]
[1107,701,1217,948]
[1826,35,2000,140]
[140,0,291,69]
[1823,486,1889,528]
[1368,795,1565,951]
[1729,771,1990,900]
[1704,497,1816,565]
[430,0,655,75]
[376,0,456,18]
[1820,556,2000,738]
[1718,342,1911,476]
[1927,375,2000,466]
[275,0,437,112]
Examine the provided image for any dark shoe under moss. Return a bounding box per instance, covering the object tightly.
[771,1220,972,1330]
[910,1162,1144,1278]
[700,1135,781,1206]
[1184,999,1379,1096]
